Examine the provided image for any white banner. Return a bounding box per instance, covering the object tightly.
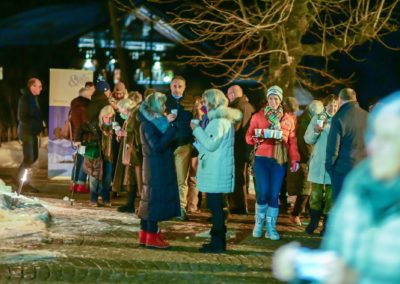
[48,69,93,179]
[49,69,93,106]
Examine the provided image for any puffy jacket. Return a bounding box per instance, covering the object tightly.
[193,106,242,193]
[304,113,333,184]
[245,109,300,163]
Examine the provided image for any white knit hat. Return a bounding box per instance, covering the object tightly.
[266,85,283,102]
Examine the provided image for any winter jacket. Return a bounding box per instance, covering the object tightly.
[112,106,142,191]
[193,106,242,194]
[87,90,109,124]
[245,109,300,163]
[325,101,368,176]
[323,159,400,284]
[229,96,255,163]
[304,113,333,184]
[296,110,313,164]
[70,96,90,141]
[136,103,180,221]
[17,91,43,138]
[165,93,194,148]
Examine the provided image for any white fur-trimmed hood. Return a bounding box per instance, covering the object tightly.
[207,106,242,123]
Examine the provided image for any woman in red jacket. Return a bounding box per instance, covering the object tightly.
[246,85,300,240]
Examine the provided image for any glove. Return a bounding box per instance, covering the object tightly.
[291,161,300,172]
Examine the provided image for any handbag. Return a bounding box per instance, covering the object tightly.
[122,137,132,166]
[83,156,103,180]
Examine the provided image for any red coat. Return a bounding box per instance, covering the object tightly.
[245,109,300,162]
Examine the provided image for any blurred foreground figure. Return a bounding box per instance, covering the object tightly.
[273,91,400,284]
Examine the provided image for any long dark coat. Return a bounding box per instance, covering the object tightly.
[137,104,180,222]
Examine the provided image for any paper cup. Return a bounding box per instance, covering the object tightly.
[264,129,274,138]
[171,109,178,116]
[317,120,324,128]
[191,119,200,125]
[274,130,283,139]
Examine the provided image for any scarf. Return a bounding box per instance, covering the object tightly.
[264,105,286,164]
[264,105,284,130]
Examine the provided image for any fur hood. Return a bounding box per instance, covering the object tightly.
[207,106,242,123]
[138,102,169,133]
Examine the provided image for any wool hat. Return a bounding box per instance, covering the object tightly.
[266,85,283,102]
[96,81,110,92]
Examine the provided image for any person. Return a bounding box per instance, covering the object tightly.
[226,85,255,214]
[191,89,242,253]
[17,77,45,193]
[165,76,195,220]
[245,85,300,240]
[114,98,142,213]
[303,95,338,235]
[325,88,368,200]
[273,91,400,284]
[137,92,180,249]
[87,81,111,123]
[69,87,92,193]
[288,100,324,226]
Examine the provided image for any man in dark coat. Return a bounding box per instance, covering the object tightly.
[226,85,255,214]
[165,76,194,220]
[326,88,368,200]
[17,77,45,192]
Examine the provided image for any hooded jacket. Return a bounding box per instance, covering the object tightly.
[193,106,242,193]
[136,102,180,221]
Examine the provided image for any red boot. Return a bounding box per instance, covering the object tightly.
[69,184,78,192]
[76,184,90,193]
[146,231,170,249]
[138,230,147,247]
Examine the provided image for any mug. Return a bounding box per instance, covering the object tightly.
[254,128,262,137]
[191,119,200,125]
[274,130,283,139]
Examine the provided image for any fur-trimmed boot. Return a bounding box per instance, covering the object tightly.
[266,207,280,240]
[253,203,268,238]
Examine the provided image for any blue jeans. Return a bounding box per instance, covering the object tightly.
[254,156,287,208]
[71,153,87,184]
[89,160,112,203]
[101,160,113,203]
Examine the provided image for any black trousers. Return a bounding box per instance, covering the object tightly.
[207,193,225,231]
[331,171,347,201]
[18,135,39,178]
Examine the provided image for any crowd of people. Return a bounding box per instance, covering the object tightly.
[18,76,386,259]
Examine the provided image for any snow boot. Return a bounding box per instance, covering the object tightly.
[202,226,227,250]
[305,209,322,235]
[199,229,226,253]
[266,207,280,240]
[138,229,147,247]
[146,231,170,249]
[253,203,267,238]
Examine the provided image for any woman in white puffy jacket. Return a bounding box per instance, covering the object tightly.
[191,88,242,253]
[304,94,339,235]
